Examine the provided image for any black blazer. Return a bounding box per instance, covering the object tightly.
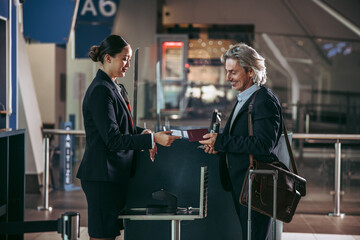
[76,69,152,183]
[214,86,283,198]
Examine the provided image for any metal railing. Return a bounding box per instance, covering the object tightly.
[38,129,85,211]
[292,133,360,217]
[39,129,360,218]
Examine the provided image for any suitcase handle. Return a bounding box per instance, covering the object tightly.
[248,169,278,240]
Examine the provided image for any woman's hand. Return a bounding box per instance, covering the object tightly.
[140,129,160,162]
[141,129,155,161]
[154,131,181,147]
[199,133,218,154]
[141,129,152,134]
[149,144,157,162]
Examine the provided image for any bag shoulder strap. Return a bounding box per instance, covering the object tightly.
[247,90,299,174]
[247,90,260,168]
[282,118,299,174]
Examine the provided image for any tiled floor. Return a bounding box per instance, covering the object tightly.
[283,213,360,235]
[23,230,360,240]
[282,233,360,240]
[21,190,360,240]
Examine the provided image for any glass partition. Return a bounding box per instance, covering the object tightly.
[292,140,360,215]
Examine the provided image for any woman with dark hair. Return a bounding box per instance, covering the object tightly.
[77,34,180,240]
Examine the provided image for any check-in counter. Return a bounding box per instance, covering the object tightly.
[124,138,242,240]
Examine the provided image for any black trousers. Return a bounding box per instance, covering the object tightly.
[232,191,272,240]
[81,180,128,239]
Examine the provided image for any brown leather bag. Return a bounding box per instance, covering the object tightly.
[239,91,306,223]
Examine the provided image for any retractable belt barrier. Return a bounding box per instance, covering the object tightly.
[0,212,80,240]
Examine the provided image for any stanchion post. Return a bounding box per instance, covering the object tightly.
[38,135,52,211]
[60,212,80,240]
[247,172,252,240]
[272,172,277,240]
[171,220,180,240]
[329,140,345,217]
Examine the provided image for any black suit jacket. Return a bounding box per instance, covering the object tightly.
[214,86,283,198]
[76,69,152,183]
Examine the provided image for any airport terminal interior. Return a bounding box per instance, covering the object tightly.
[1,0,360,239]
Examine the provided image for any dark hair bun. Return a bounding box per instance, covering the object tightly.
[89,46,100,62]
[88,35,129,64]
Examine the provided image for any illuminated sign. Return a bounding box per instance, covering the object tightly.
[163,42,184,47]
[161,41,185,80]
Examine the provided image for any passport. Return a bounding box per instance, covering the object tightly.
[186,128,209,142]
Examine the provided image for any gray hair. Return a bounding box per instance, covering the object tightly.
[221,43,267,85]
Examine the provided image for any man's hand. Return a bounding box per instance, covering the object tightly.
[154,131,181,147]
[199,133,218,154]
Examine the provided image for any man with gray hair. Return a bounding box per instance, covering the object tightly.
[200,43,283,239]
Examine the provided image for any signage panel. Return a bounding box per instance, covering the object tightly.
[23,0,76,44]
[75,0,120,58]
[0,0,9,19]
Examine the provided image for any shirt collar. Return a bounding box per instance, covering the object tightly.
[237,84,261,102]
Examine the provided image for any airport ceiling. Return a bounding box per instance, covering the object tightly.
[163,0,360,41]
[267,0,360,41]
